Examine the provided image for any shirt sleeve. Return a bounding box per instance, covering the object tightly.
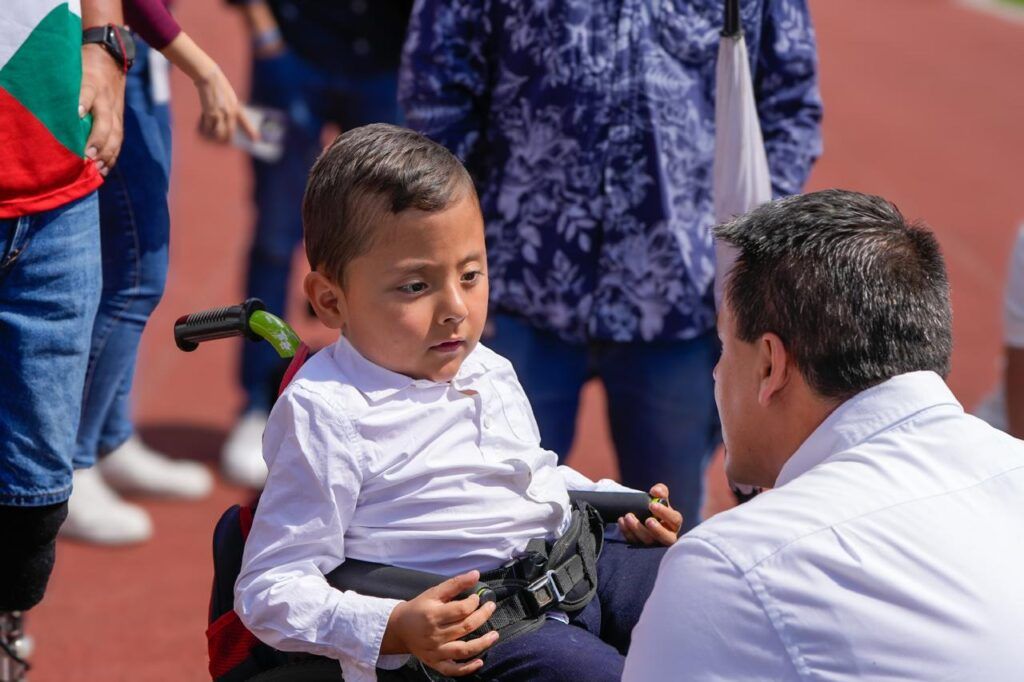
[556,465,639,494]
[622,536,799,681]
[234,386,404,676]
[123,0,181,51]
[398,0,491,171]
[755,0,824,198]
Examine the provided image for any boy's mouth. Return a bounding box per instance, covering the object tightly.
[430,339,465,354]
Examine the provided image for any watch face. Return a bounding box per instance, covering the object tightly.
[84,24,136,70]
[116,26,136,63]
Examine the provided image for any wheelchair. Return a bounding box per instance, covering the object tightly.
[175,300,662,682]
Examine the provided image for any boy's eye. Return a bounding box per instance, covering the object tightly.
[398,282,428,294]
[462,270,484,283]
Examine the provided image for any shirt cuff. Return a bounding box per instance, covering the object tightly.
[346,594,403,669]
[377,654,412,670]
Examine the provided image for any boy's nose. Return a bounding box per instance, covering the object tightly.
[439,284,469,325]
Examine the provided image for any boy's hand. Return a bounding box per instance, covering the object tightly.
[381,570,499,677]
[617,484,683,546]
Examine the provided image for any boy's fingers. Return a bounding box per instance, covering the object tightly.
[438,630,499,662]
[617,516,638,544]
[624,513,656,545]
[644,517,678,546]
[431,655,486,678]
[437,592,482,624]
[430,571,481,602]
[650,483,669,500]
[650,500,682,530]
[440,600,495,639]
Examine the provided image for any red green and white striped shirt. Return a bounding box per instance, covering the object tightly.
[0,0,102,218]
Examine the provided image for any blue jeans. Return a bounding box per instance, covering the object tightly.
[74,40,172,467]
[241,49,402,412]
[477,539,666,681]
[0,193,101,506]
[487,314,720,532]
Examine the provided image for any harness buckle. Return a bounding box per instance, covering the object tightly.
[525,570,565,614]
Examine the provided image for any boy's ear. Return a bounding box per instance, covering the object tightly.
[304,270,346,330]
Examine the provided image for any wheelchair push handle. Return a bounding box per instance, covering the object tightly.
[174,298,301,358]
[174,298,264,351]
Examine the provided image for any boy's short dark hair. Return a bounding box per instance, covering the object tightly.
[302,123,475,283]
[714,189,952,401]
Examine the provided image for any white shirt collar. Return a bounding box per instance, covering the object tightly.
[775,371,962,487]
[330,335,498,403]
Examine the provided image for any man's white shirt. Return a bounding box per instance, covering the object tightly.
[234,336,628,682]
[625,371,1024,680]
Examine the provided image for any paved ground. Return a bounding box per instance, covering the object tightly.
[27,1,1024,679]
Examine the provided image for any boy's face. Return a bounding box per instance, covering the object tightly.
[312,191,489,383]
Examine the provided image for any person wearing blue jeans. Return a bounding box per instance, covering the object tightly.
[222,0,411,487]
[402,0,823,529]
[60,37,218,546]
[1,195,102,509]
[1,3,126,670]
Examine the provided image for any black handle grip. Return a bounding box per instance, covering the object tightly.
[326,558,496,605]
[174,298,265,352]
[568,491,663,522]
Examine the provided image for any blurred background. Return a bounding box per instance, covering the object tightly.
[28,0,1024,679]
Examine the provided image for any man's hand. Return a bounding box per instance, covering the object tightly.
[617,484,683,546]
[381,571,499,677]
[79,42,125,176]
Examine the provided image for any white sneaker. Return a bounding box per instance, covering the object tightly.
[221,411,269,489]
[60,468,153,545]
[98,434,213,499]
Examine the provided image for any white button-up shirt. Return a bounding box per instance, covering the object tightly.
[625,371,1024,681]
[235,337,628,682]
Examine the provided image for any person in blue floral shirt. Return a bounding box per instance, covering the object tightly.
[400,0,822,530]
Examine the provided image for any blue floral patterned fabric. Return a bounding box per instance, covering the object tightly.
[400,0,822,344]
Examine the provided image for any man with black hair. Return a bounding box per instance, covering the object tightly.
[624,189,1024,680]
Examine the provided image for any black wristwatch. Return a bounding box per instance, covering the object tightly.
[83,24,136,72]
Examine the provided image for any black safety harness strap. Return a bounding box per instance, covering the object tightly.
[471,501,605,643]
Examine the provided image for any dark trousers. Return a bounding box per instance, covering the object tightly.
[477,539,666,681]
[240,50,402,412]
[0,503,68,611]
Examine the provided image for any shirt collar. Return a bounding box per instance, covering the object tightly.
[331,335,498,403]
[774,371,962,488]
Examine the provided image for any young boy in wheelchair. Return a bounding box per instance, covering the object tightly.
[235,124,683,682]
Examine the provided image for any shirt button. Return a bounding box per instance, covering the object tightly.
[483,417,492,429]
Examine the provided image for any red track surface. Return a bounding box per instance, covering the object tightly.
[28,1,1024,679]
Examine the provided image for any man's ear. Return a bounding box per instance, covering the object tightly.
[304,270,346,330]
[756,332,790,407]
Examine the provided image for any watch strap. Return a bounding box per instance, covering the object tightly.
[83,24,134,73]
